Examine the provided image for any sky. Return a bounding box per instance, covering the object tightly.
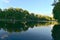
[0,0,54,17]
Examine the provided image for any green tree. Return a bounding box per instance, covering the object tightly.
[53,2,60,22]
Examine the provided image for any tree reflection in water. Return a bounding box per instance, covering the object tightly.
[0,21,56,33]
[52,24,60,40]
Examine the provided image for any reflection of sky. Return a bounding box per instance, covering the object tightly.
[0,28,8,40]
[0,25,53,40]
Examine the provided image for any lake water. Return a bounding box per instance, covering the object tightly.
[0,21,59,40]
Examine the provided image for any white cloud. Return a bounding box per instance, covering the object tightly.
[2,0,10,3]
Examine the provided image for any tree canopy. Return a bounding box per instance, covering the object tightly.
[53,2,60,22]
[0,7,54,22]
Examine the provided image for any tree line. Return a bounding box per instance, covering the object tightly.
[0,7,54,22]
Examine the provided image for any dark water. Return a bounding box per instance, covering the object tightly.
[0,21,59,40]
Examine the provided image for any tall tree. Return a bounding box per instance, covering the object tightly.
[53,2,60,22]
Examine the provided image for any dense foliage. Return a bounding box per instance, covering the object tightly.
[0,7,54,22]
[53,2,60,22]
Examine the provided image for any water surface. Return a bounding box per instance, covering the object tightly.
[0,21,57,40]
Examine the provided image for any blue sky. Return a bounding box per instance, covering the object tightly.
[0,0,54,16]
